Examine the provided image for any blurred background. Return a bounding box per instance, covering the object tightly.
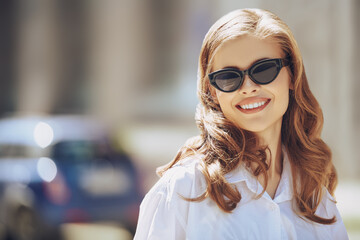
[0,0,358,239]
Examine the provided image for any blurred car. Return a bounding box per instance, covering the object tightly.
[0,115,143,240]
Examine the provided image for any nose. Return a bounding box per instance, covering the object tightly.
[239,75,260,94]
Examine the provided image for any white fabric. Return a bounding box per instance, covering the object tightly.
[134,148,348,240]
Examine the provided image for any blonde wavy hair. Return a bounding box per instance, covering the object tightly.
[158,8,337,224]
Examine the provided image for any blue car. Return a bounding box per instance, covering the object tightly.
[0,115,142,240]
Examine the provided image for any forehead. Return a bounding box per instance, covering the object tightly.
[212,35,283,70]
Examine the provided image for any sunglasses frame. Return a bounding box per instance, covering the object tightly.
[208,58,290,93]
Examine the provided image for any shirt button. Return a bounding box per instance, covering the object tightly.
[267,203,277,211]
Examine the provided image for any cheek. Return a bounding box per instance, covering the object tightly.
[278,89,290,113]
[271,77,291,112]
[217,93,241,124]
[215,91,234,114]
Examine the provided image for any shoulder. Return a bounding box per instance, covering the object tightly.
[140,154,207,212]
[316,188,338,215]
[315,188,349,238]
[134,155,207,239]
[315,188,344,226]
[155,155,207,200]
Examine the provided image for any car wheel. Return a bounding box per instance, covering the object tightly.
[0,222,7,240]
[11,207,39,240]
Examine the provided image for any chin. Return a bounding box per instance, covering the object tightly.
[241,126,268,133]
[232,122,264,133]
[234,120,282,135]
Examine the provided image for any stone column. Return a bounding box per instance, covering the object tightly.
[86,0,153,127]
[15,0,61,114]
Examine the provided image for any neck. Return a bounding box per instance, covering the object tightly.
[256,123,283,178]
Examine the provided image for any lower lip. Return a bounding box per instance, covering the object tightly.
[236,99,271,114]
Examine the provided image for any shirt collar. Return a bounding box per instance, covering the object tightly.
[225,146,294,203]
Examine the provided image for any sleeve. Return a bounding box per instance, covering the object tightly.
[316,189,349,240]
[133,189,185,240]
[134,163,203,240]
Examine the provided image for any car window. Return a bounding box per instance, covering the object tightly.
[51,140,107,162]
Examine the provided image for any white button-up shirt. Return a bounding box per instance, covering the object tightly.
[134,148,348,240]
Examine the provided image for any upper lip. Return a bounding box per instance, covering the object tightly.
[236,97,270,108]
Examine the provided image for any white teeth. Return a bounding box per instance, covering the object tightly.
[240,101,266,110]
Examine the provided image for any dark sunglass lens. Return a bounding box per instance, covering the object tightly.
[214,72,242,92]
[251,62,279,84]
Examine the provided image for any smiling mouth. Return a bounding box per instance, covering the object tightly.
[236,99,271,113]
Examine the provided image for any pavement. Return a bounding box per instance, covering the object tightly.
[61,223,133,240]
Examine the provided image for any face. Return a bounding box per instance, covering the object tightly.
[210,35,291,136]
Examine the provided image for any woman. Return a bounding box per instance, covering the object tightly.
[134,8,348,240]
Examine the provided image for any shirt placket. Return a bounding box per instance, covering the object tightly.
[263,194,282,239]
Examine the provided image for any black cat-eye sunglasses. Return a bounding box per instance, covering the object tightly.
[208,58,290,93]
